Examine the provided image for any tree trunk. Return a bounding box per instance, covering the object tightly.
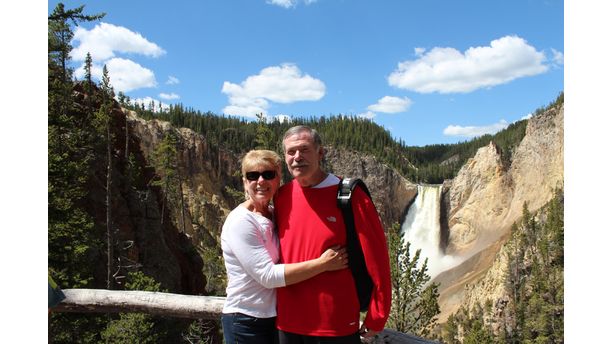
[161,178,167,225]
[54,289,225,320]
[125,113,129,160]
[106,123,114,290]
[178,169,186,233]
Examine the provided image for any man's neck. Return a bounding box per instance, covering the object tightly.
[296,170,328,188]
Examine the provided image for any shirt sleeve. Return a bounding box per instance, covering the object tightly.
[351,187,392,331]
[224,211,286,289]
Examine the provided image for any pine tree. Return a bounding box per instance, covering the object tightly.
[463,317,494,344]
[48,1,106,289]
[84,52,93,86]
[101,272,167,343]
[386,222,440,337]
[48,4,108,342]
[441,313,460,344]
[48,3,105,83]
[151,131,183,228]
[254,113,275,150]
[94,64,117,290]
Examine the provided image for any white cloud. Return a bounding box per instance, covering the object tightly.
[443,120,509,138]
[159,92,180,100]
[551,48,564,66]
[222,63,325,118]
[414,47,426,57]
[223,104,269,118]
[367,96,412,113]
[69,22,163,93]
[133,97,170,113]
[73,58,156,93]
[358,111,377,119]
[267,0,297,8]
[521,113,533,121]
[166,76,180,85]
[71,22,166,62]
[388,35,549,94]
[266,0,316,8]
[104,58,157,93]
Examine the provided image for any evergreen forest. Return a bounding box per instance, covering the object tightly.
[128,96,566,184]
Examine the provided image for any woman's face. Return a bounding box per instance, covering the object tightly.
[243,164,280,204]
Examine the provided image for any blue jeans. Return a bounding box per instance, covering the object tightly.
[278,330,361,344]
[221,313,278,344]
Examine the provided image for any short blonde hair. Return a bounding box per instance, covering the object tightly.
[241,149,282,177]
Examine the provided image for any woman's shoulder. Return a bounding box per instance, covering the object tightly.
[226,204,273,226]
[223,205,250,228]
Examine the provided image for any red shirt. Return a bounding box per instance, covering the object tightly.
[274,179,391,336]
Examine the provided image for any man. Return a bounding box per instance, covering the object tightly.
[274,125,391,343]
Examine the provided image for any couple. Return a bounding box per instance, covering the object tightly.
[221,125,391,343]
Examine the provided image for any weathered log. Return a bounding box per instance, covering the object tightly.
[54,289,225,320]
[53,289,439,343]
[367,329,440,344]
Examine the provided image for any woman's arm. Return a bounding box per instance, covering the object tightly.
[283,246,348,286]
[223,209,347,288]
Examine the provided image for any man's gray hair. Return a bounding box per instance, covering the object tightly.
[282,125,323,150]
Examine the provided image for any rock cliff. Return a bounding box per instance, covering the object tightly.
[78,100,208,295]
[436,103,564,321]
[324,148,417,229]
[127,111,244,293]
[128,111,241,245]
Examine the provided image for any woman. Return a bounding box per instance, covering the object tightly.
[221,150,348,343]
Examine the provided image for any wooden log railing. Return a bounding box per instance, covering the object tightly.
[54,289,225,319]
[53,289,439,344]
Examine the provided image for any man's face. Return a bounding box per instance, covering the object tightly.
[283,131,323,183]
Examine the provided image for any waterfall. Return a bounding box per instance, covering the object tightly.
[401,184,460,279]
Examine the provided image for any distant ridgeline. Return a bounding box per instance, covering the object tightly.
[126,91,562,184]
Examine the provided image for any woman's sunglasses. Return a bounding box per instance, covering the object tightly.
[245,170,277,181]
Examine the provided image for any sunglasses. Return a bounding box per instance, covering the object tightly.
[245,170,277,181]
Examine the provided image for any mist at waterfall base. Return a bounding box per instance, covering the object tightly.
[400,185,463,280]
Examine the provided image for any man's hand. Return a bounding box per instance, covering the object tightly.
[359,323,380,338]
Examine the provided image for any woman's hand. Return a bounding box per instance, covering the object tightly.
[318,245,348,271]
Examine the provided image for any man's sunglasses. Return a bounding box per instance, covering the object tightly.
[245,170,277,181]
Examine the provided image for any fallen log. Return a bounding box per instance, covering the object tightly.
[53,289,225,320]
[53,289,439,343]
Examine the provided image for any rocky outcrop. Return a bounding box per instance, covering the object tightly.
[445,141,512,255]
[447,104,563,256]
[436,103,564,321]
[324,147,417,230]
[127,111,241,248]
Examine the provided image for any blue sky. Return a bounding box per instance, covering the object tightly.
[47,0,563,147]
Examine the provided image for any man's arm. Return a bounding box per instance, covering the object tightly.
[225,212,348,289]
[352,187,392,335]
